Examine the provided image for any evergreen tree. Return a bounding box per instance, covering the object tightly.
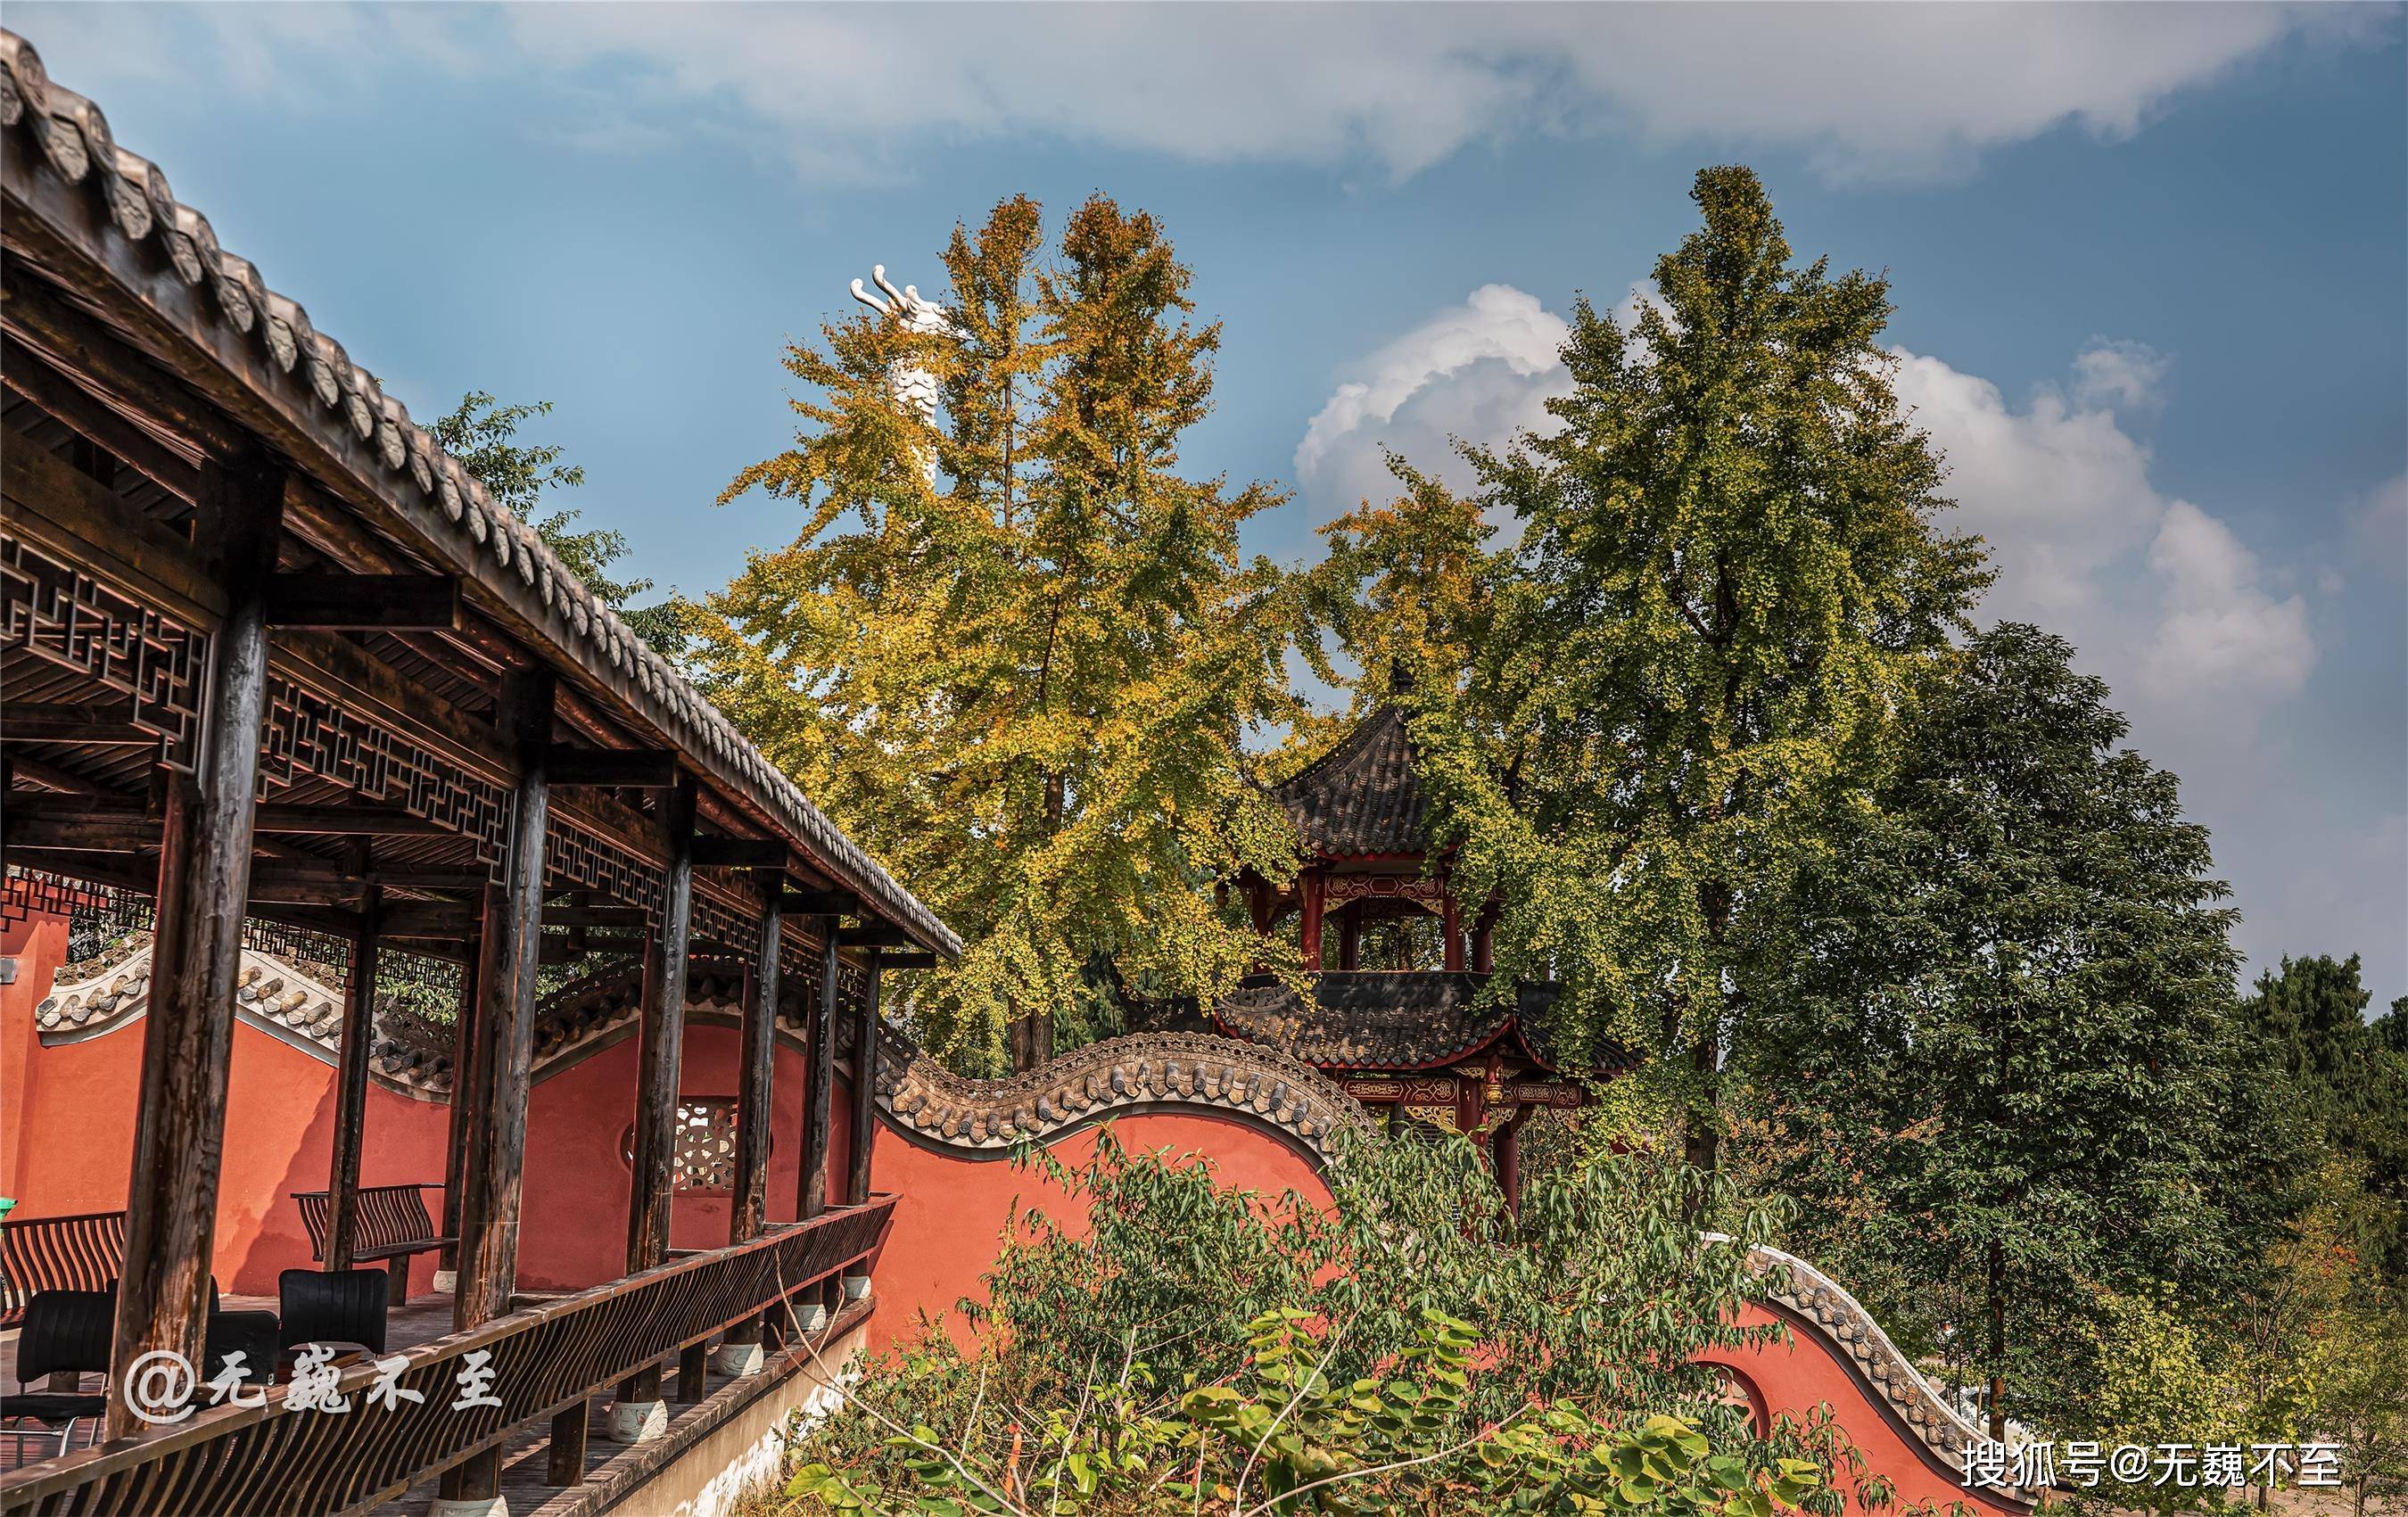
[1427,166,1989,1168]
[690,195,1303,1071]
[1731,624,2264,1437]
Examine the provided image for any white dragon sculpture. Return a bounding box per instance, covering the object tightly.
[850,264,959,486]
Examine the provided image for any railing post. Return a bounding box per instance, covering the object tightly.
[327,882,383,1276]
[547,1401,590,1487]
[434,899,487,1296]
[613,776,694,1444]
[105,459,281,1441]
[437,666,552,1517]
[717,870,781,1376]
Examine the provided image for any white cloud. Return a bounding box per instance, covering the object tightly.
[11,2,2379,185]
[1890,342,2315,715]
[2070,338,2172,413]
[2141,500,2316,703]
[2359,472,2408,581]
[1295,284,1568,490]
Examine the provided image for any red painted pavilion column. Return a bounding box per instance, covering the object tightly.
[1441,878,1464,972]
[1299,867,1326,970]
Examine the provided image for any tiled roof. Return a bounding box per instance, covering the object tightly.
[1209,970,1628,1074]
[1270,705,1431,858]
[0,30,958,958]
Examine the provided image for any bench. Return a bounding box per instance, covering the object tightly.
[291,1184,451,1307]
[0,1210,127,1330]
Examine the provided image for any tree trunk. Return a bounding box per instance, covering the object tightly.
[1987,1237,2007,1441]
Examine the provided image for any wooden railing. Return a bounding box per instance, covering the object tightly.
[291,1185,449,1266]
[0,1196,894,1516]
[0,1211,128,1329]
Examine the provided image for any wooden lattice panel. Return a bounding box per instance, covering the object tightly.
[1,532,210,768]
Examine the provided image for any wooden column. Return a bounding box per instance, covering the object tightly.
[1299,867,1325,971]
[624,778,697,1274]
[105,461,281,1441]
[1471,901,1497,976]
[797,918,840,1220]
[619,779,695,1414]
[845,947,882,1207]
[438,888,493,1282]
[730,873,781,1243]
[326,884,383,1274]
[1441,883,1464,972]
[440,669,552,1510]
[1336,904,1361,972]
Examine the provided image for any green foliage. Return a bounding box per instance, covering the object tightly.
[785,1309,1817,1515]
[1368,166,1989,1163]
[755,1127,1862,1516]
[2239,955,2408,1282]
[1728,623,2268,1430]
[425,391,689,655]
[690,195,1307,1071]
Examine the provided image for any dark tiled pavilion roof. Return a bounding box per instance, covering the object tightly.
[1209,971,1633,1075]
[1271,705,1431,858]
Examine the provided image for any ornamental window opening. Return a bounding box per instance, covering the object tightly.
[619,1098,748,1194]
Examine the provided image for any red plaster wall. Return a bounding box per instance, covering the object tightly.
[858,1109,1327,1357]
[1701,1304,2019,1517]
[0,910,451,1297]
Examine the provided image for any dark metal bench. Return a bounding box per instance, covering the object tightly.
[290,1184,451,1307]
[0,1210,127,1330]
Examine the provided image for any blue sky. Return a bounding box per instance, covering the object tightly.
[17,3,2404,1005]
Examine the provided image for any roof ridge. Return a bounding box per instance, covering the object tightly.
[1271,699,1411,797]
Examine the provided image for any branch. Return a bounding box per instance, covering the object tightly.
[1234,1406,1537,1517]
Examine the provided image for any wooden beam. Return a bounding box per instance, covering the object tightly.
[326,885,382,1272]
[254,804,450,837]
[799,917,841,1222]
[3,808,157,852]
[781,889,856,917]
[0,704,155,745]
[4,753,115,796]
[691,836,787,870]
[1,414,227,628]
[105,458,282,1440]
[0,334,203,502]
[837,925,916,950]
[266,573,461,632]
[379,901,479,938]
[883,952,937,970]
[547,746,679,789]
[846,947,882,1208]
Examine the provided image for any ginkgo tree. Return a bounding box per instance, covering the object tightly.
[689,194,1307,1071]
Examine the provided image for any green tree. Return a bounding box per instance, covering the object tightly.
[426,391,688,655]
[1730,624,2259,1439]
[2239,955,2408,1282]
[1416,166,1989,1176]
[690,196,1304,1071]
